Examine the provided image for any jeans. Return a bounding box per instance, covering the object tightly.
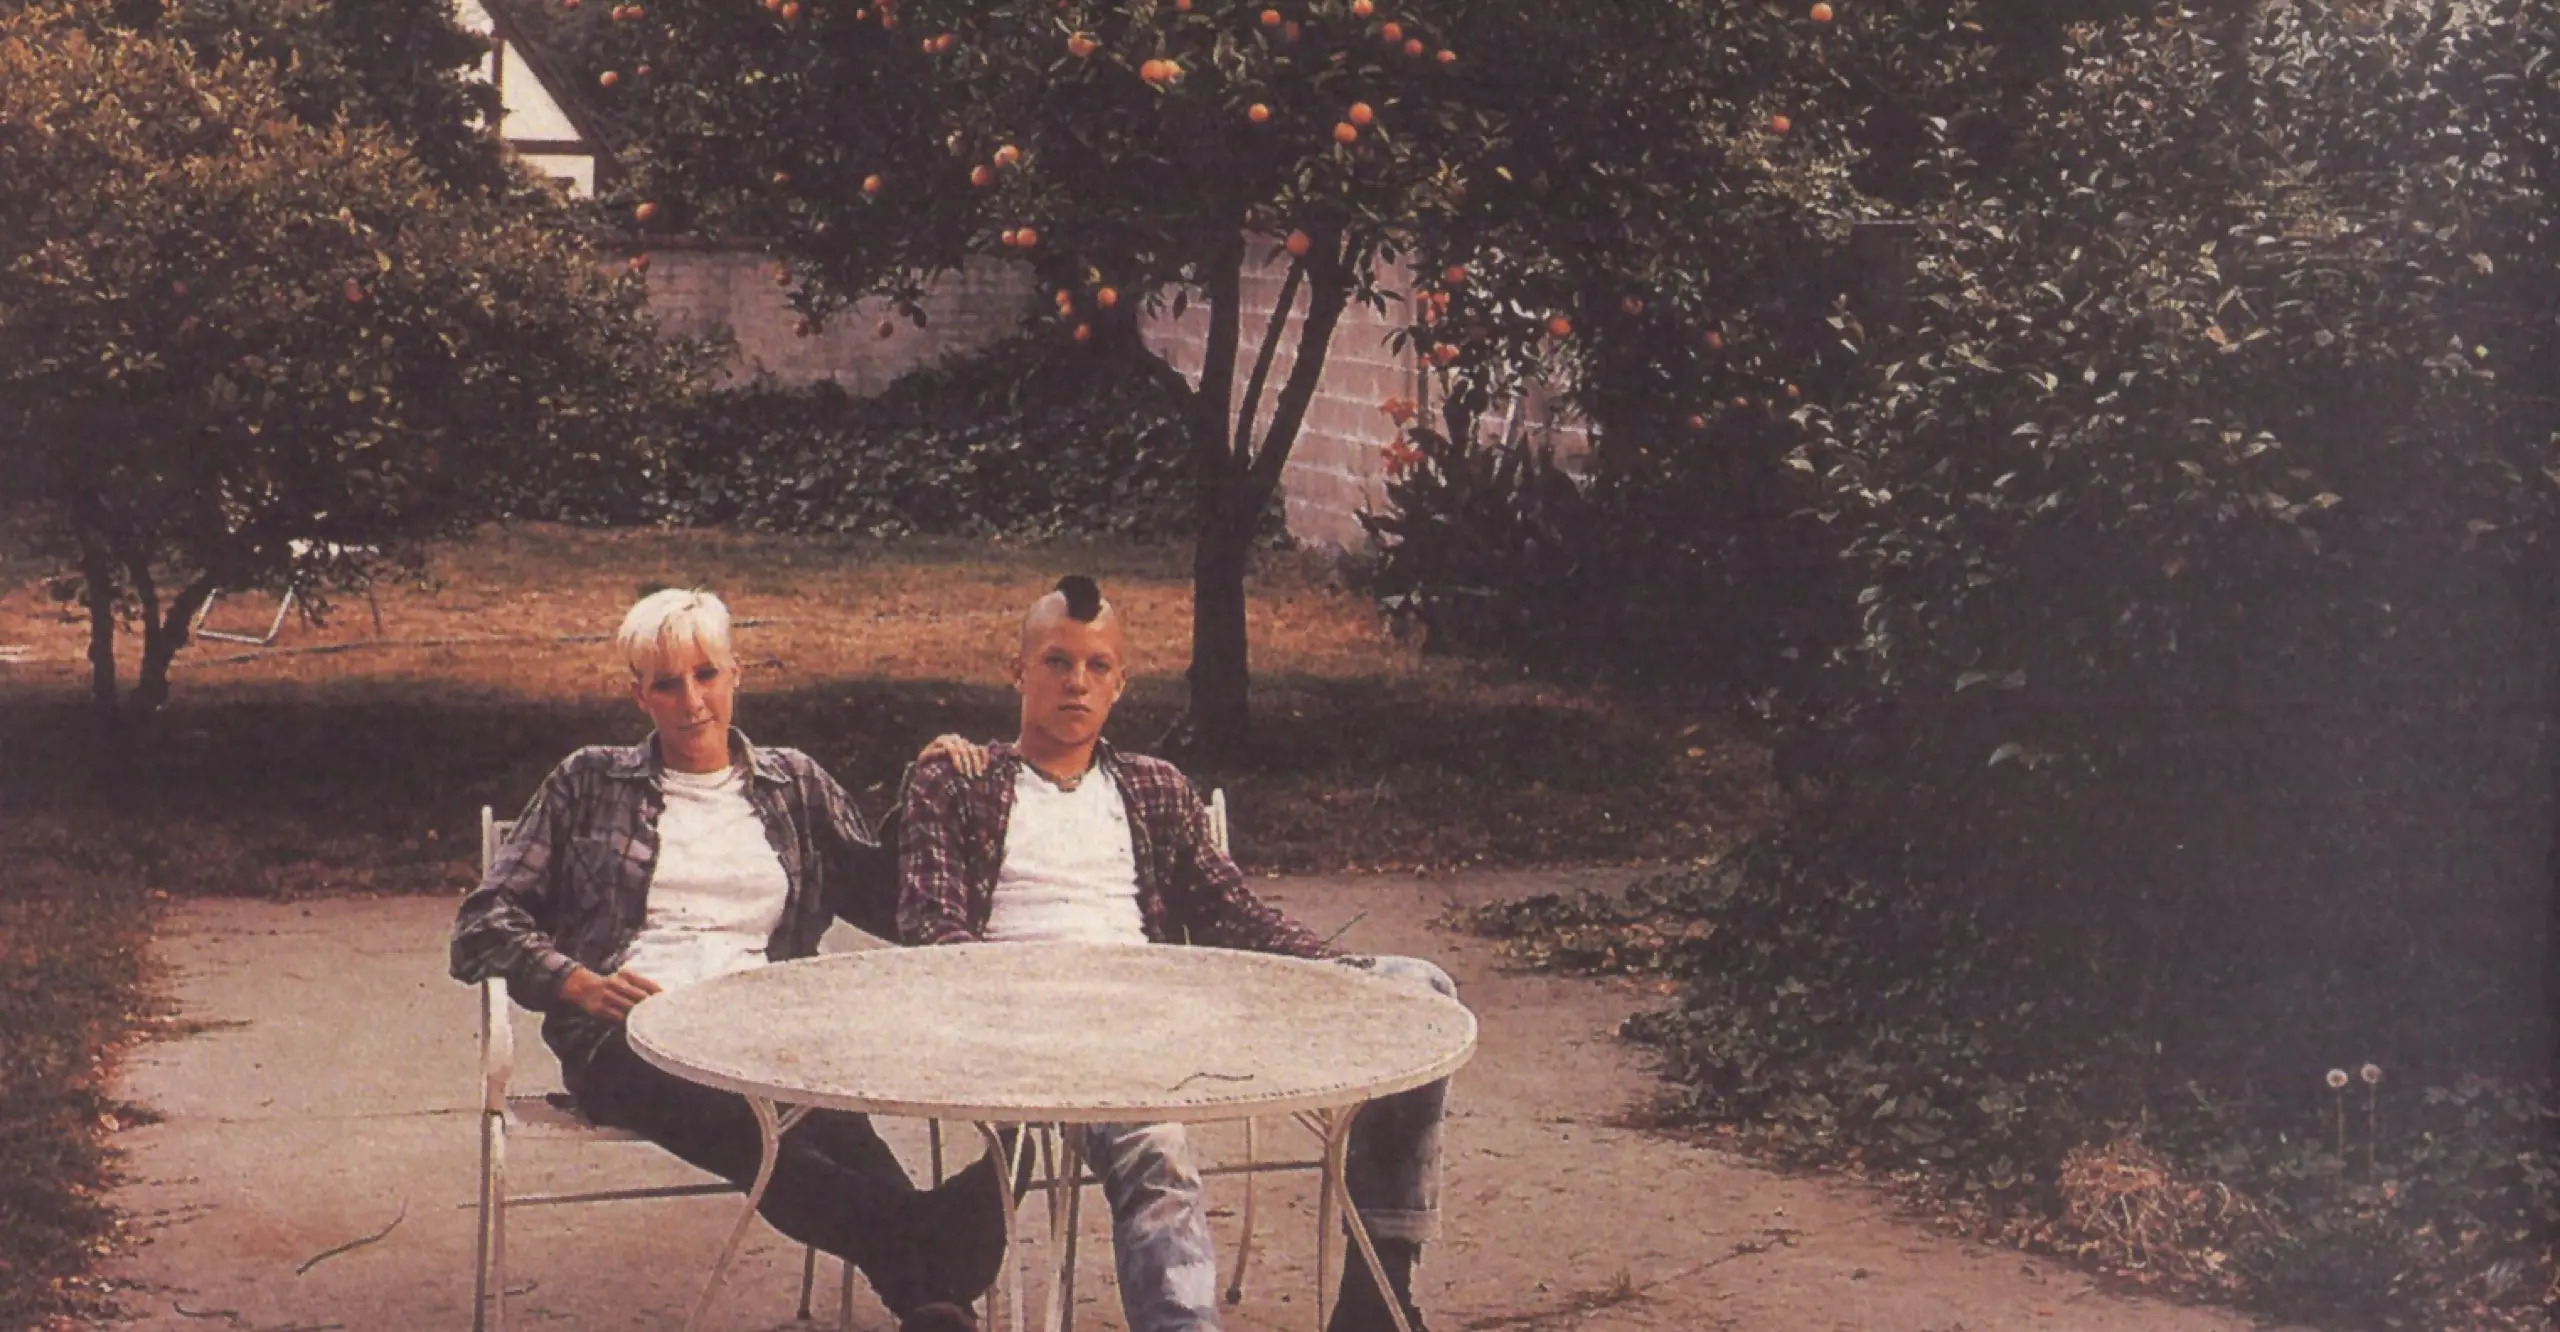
[564,1032,948,1314]
[1081,954,1457,1332]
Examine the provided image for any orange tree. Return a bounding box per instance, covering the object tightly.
[0,8,702,743]
[589,0,1854,755]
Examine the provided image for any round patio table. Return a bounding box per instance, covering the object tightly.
[627,941,1477,1332]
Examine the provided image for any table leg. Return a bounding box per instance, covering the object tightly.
[1305,1111,1337,1332]
[977,1124,1026,1332]
[1308,1106,1417,1332]
[685,1097,815,1332]
[1044,1127,1082,1332]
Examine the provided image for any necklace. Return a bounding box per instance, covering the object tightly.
[1026,758,1094,793]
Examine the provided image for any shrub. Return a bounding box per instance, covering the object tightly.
[1432,4,2560,1325]
[505,330,1202,540]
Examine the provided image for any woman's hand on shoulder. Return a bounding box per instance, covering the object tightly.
[919,733,990,778]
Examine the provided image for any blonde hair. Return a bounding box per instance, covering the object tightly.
[616,588,735,679]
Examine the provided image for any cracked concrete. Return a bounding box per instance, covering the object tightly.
[99,873,2287,1332]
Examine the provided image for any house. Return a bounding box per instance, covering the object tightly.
[453,0,612,198]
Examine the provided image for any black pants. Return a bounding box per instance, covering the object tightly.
[565,1032,940,1314]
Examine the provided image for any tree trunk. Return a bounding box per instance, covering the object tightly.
[1189,486,1258,757]
[79,530,120,729]
[133,574,216,720]
[1178,232,1357,758]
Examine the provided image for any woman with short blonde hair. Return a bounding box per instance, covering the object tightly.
[454,589,998,1332]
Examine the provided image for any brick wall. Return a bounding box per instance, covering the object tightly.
[1140,238,1426,550]
[633,243,1038,392]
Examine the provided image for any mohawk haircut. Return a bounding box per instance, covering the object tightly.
[1055,575,1104,621]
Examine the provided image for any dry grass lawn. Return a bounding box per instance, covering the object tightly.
[0,523,1773,887]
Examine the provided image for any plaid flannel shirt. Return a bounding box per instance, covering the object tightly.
[896,739,1330,958]
[450,729,896,1070]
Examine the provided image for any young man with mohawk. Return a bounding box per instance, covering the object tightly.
[898,575,1458,1332]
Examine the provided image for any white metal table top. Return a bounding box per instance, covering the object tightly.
[624,942,1477,1124]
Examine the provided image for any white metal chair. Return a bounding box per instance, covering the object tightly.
[471,806,853,1332]
[192,540,383,646]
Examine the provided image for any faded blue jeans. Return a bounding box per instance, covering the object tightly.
[1075,954,1456,1332]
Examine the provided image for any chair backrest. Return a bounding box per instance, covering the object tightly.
[478,806,517,1114]
[1207,788,1229,858]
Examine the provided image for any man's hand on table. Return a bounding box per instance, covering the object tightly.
[561,965,661,1022]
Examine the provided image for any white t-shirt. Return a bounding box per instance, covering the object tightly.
[984,766,1149,945]
[615,765,790,990]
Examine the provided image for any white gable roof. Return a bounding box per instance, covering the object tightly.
[453,0,602,197]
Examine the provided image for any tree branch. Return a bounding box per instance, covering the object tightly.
[1194,227,1249,481]
[1233,257,1305,459]
[1247,232,1356,495]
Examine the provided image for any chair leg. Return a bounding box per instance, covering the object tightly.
[798,1245,818,1320]
[490,1112,511,1332]
[474,1111,498,1332]
[836,1257,856,1332]
[1225,1118,1258,1305]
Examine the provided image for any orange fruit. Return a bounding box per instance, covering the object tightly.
[1443,263,1467,285]
[862,174,883,194]
[1351,0,1372,15]
[1349,102,1374,126]
[1705,330,1724,349]
[1259,8,1280,26]
[1621,296,1645,316]
[634,201,659,222]
[994,144,1022,167]
[1247,102,1271,123]
[1072,322,1093,342]
[1334,122,1358,143]
[1015,226,1039,248]
[1379,21,1402,42]
[1096,287,1119,309]
[598,69,620,87]
[1435,48,1455,64]
[971,165,995,188]
[1546,315,1572,337]
[1687,414,1706,431]
[1403,37,1423,56]
[1810,2,1834,20]
[1285,230,1312,256]
[1769,113,1792,134]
